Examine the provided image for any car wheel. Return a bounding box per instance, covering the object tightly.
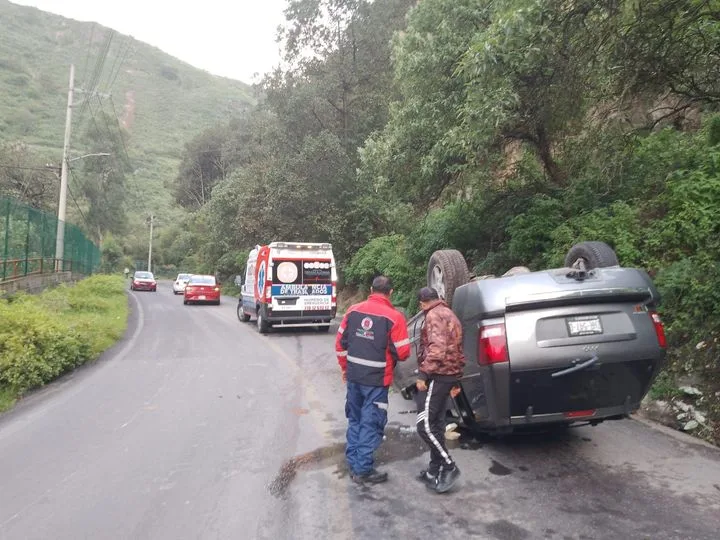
[215,300,221,306]
[257,311,270,334]
[564,241,619,270]
[183,299,188,305]
[427,250,470,307]
[237,304,251,322]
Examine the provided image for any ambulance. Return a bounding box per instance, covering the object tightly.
[236,242,338,333]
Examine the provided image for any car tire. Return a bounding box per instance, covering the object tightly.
[427,250,470,307]
[237,304,251,322]
[257,311,270,334]
[564,241,619,270]
[183,299,188,305]
[215,300,221,306]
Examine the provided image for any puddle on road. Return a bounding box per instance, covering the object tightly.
[267,426,426,498]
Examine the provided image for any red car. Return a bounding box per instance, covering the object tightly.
[130,271,157,292]
[183,275,221,305]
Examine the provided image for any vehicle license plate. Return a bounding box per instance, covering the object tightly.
[199,295,206,300]
[567,315,603,336]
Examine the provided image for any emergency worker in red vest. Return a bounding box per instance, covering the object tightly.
[335,276,411,484]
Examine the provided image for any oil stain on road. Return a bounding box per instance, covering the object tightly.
[267,426,427,498]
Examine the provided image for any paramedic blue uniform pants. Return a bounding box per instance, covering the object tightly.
[345,381,389,475]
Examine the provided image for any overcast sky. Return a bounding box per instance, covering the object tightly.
[11,0,289,83]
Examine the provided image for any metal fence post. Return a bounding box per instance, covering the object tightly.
[24,206,31,276]
[2,199,10,281]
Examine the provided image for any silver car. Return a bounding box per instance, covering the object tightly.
[172,273,192,295]
[394,241,668,434]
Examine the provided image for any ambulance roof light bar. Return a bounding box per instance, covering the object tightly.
[270,241,332,250]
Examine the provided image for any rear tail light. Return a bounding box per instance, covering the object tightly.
[214,287,220,292]
[478,323,509,365]
[265,280,272,300]
[331,282,337,307]
[649,311,667,348]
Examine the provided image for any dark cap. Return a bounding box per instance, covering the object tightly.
[418,287,439,302]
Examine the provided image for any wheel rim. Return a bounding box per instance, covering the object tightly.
[237,305,242,320]
[429,265,446,300]
[257,313,262,329]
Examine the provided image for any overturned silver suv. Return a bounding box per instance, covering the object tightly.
[394,242,668,433]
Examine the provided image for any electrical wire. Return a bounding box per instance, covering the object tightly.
[0,164,58,172]
[67,169,90,230]
[106,36,133,93]
[109,96,132,163]
[81,23,96,89]
[76,30,114,127]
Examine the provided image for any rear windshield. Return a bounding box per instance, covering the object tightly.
[189,276,215,285]
[135,272,153,279]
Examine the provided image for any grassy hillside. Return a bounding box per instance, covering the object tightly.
[0,0,256,246]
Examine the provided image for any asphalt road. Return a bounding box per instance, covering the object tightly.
[1,283,719,540]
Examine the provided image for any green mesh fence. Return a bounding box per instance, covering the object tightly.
[0,197,101,281]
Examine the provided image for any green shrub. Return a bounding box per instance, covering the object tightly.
[0,275,128,409]
[0,302,91,392]
[344,234,423,311]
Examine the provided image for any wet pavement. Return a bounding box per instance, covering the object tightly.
[1,285,719,539]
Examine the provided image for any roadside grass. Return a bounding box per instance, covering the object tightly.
[221,282,242,298]
[0,275,128,413]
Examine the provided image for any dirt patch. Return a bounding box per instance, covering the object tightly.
[122,90,136,131]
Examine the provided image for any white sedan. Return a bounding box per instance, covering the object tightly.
[172,273,192,294]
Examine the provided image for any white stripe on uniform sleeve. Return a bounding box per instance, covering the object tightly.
[393,338,410,348]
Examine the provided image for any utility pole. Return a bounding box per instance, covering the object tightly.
[147,214,154,272]
[55,64,75,271]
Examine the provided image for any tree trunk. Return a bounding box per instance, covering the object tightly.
[534,125,566,186]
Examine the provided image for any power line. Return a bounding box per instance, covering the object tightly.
[0,164,59,172]
[67,169,90,230]
[109,96,132,163]
[81,23,96,89]
[76,30,114,127]
[105,35,132,93]
[97,95,117,147]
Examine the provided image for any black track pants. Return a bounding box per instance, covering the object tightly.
[415,379,456,475]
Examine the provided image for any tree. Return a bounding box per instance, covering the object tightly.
[0,142,57,209]
[74,109,131,242]
[358,0,495,208]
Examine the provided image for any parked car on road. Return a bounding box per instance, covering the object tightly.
[394,241,667,434]
[130,271,157,292]
[172,273,192,295]
[184,275,221,305]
